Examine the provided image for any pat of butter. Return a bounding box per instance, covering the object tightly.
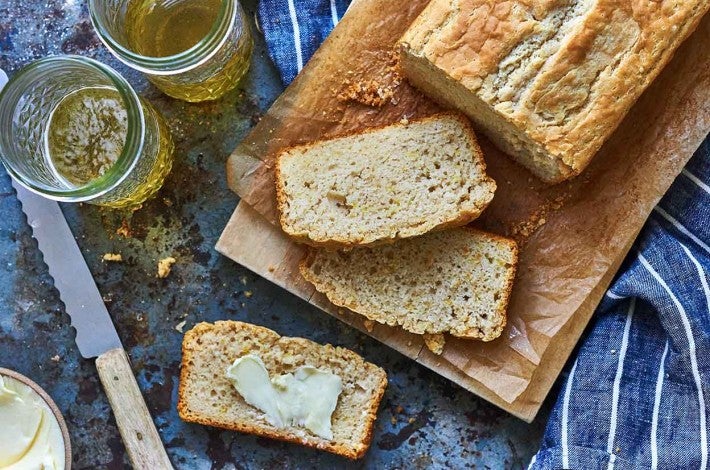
[225,355,343,440]
[0,375,65,470]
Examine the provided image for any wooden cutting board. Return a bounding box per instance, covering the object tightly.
[217,2,710,421]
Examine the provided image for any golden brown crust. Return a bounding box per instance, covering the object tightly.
[400,0,710,181]
[275,112,496,248]
[177,321,388,460]
[299,227,518,341]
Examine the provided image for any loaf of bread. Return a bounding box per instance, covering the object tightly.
[300,228,518,341]
[178,321,388,459]
[399,1,709,183]
[276,113,496,247]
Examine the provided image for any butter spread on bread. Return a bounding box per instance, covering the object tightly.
[226,354,343,440]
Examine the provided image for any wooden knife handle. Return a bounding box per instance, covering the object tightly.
[96,348,174,469]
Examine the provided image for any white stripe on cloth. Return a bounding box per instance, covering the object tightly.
[527,453,537,470]
[606,299,635,470]
[640,254,707,470]
[287,0,304,72]
[330,0,339,26]
[681,243,710,316]
[654,206,710,256]
[561,358,579,469]
[651,340,670,470]
[683,168,710,196]
[606,291,625,300]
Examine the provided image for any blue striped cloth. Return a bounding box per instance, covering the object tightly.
[257,1,710,467]
[257,0,349,84]
[532,138,710,470]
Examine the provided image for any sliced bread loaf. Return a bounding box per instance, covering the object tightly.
[399,0,709,183]
[276,113,496,248]
[178,321,387,459]
[300,228,518,341]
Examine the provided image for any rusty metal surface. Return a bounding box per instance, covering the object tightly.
[0,1,550,468]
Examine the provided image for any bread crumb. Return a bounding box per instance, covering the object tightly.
[157,257,177,278]
[244,291,253,298]
[363,320,375,332]
[423,334,446,355]
[395,405,404,414]
[50,355,60,362]
[102,253,123,262]
[336,50,402,107]
[163,198,173,207]
[408,417,416,424]
[268,265,276,273]
[390,416,397,425]
[175,320,187,333]
[116,219,132,238]
[508,192,571,245]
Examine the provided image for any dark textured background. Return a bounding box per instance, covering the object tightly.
[0,0,551,467]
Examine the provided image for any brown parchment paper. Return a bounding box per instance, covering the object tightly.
[222,0,710,408]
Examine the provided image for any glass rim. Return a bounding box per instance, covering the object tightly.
[0,55,146,203]
[88,0,236,76]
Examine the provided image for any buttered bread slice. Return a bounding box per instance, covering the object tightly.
[178,321,387,459]
[276,114,496,248]
[300,228,518,341]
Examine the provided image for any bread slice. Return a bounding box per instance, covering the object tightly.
[399,0,710,183]
[275,113,496,248]
[177,321,387,459]
[300,228,518,341]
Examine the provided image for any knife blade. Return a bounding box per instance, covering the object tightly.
[12,181,122,357]
[11,180,174,469]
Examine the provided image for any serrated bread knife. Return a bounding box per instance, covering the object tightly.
[9,166,174,468]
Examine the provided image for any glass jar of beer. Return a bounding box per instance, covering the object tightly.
[0,56,174,208]
[89,0,254,102]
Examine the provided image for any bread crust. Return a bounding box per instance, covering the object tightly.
[300,227,518,341]
[177,321,388,459]
[275,112,496,248]
[399,0,710,183]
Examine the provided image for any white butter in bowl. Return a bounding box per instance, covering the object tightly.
[226,354,343,440]
[0,368,70,470]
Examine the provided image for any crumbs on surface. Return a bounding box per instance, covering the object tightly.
[157,256,177,278]
[363,320,375,333]
[102,253,123,262]
[175,320,187,333]
[423,333,445,355]
[336,50,402,107]
[116,219,132,238]
[508,194,569,245]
